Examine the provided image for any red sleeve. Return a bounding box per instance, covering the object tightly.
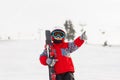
[74,36,84,47]
[39,55,47,66]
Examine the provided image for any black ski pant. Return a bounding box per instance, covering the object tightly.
[56,72,75,80]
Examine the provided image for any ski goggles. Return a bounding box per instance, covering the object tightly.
[51,31,65,38]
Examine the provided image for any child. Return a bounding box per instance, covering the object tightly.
[39,28,87,80]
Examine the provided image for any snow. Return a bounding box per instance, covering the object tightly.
[0,40,120,80]
[73,44,120,80]
[0,0,120,79]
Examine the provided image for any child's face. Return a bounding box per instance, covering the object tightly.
[51,30,65,39]
[54,37,63,40]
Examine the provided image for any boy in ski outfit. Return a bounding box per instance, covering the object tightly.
[39,29,87,80]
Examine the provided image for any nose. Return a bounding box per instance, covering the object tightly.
[56,35,61,38]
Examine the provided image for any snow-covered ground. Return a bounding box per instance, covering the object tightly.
[0,40,120,80]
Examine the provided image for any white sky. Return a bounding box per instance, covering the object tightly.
[0,0,120,44]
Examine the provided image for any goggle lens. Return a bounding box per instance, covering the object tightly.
[52,31,65,38]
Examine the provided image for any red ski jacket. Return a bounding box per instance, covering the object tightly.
[39,36,84,74]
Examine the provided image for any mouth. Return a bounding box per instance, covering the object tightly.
[54,37,62,40]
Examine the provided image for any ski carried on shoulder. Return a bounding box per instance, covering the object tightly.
[45,30,56,80]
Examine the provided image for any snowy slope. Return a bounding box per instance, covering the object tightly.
[0,40,120,80]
